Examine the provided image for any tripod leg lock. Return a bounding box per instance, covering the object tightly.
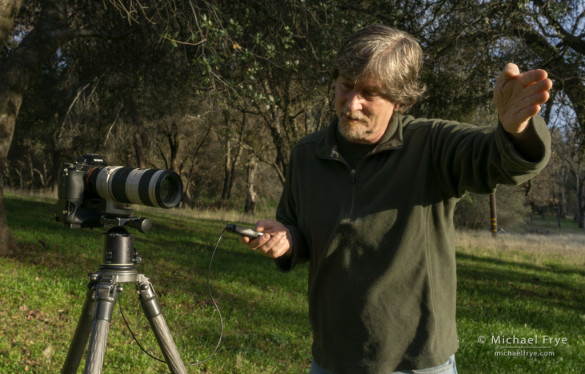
[92,282,119,322]
[138,281,163,318]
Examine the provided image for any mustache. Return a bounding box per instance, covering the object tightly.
[343,112,367,122]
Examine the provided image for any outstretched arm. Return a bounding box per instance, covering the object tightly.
[494,63,552,161]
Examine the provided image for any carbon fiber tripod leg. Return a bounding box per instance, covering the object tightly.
[83,277,119,374]
[138,280,187,374]
[61,286,95,374]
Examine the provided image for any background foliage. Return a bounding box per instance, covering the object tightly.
[1,1,584,238]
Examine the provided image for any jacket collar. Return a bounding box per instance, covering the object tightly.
[316,115,405,159]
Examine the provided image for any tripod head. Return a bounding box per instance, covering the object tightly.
[100,214,151,267]
[100,225,143,270]
[101,216,152,234]
[97,216,150,270]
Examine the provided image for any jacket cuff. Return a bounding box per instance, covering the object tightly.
[274,224,305,272]
[496,115,551,171]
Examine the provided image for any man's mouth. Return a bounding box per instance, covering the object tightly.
[344,112,366,123]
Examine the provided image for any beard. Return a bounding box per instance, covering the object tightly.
[338,112,370,143]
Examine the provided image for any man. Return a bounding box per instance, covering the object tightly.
[242,25,552,373]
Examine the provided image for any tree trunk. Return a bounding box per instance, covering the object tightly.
[489,192,497,237]
[244,155,258,215]
[0,0,23,46]
[0,161,14,255]
[579,177,585,229]
[577,200,585,229]
[134,132,147,169]
[0,0,128,252]
[221,136,233,201]
[221,111,245,203]
[182,128,210,209]
[558,183,567,219]
[0,0,75,253]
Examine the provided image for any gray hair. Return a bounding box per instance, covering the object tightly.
[333,24,426,113]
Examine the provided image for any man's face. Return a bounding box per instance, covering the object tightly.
[334,75,398,145]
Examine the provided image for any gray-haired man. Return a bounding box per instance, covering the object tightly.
[243,25,552,374]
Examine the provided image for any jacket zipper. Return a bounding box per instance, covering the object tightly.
[348,168,357,219]
[328,149,366,221]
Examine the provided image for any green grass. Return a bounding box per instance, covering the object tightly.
[2,194,311,373]
[1,194,584,373]
[455,250,585,372]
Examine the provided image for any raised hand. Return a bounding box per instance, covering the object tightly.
[494,63,552,135]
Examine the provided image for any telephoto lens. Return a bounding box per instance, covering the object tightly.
[86,166,183,208]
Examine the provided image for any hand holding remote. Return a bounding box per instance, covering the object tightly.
[233,220,292,259]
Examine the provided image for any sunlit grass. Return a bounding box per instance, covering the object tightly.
[455,229,585,266]
[1,192,584,373]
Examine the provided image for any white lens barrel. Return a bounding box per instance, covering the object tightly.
[93,166,182,208]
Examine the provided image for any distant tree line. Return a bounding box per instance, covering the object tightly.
[1,0,584,253]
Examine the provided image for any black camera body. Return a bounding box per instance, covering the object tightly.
[56,154,183,229]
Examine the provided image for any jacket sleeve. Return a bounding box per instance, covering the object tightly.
[431,115,551,198]
[274,148,310,272]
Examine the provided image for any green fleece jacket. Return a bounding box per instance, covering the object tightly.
[275,114,551,373]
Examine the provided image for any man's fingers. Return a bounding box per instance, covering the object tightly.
[251,233,287,258]
[526,89,550,106]
[518,69,548,87]
[497,64,549,90]
[502,62,520,77]
[248,233,271,250]
[498,67,552,108]
[516,80,551,111]
[496,63,519,86]
[523,77,552,94]
[269,234,290,257]
[254,220,269,233]
[244,219,291,258]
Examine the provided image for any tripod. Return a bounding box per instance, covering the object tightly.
[61,220,187,374]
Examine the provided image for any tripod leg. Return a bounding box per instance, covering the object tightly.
[138,281,187,374]
[61,286,95,374]
[84,280,120,374]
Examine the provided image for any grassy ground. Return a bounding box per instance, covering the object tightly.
[454,231,585,373]
[1,194,584,373]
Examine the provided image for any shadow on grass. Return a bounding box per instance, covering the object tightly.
[455,251,585,372]
[456,250,585,332]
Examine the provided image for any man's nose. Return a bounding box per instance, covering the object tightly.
[346,91,363,112]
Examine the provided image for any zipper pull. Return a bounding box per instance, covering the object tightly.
[350,169,357,184]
